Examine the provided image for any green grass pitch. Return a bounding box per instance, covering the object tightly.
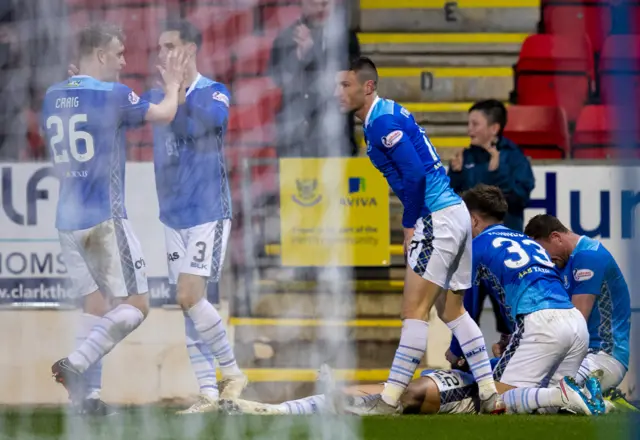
[0,408,635,440]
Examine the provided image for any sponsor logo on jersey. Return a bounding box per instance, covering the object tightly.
[167,252,179,262]
[381,130,403,148]
[128,91,140,105]
[212,91,230,107]
[292,178,322,207]
[134,258,146,270]
[191,262,208,270]
[573,268,594,282]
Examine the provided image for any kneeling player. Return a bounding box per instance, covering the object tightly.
[459,185,604,415]
[525,215,636,412]
[220,367,482,416]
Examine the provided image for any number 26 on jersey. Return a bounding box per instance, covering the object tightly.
[46,114,95,163]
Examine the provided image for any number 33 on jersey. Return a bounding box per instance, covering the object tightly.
[472,224,572,322]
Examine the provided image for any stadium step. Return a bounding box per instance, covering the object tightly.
[376,66,512,103]
[359,32,525,66]
[247,292,402,318]
[359,0,540,33]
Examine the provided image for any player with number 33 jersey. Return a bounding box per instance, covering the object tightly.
[459,185,605,416]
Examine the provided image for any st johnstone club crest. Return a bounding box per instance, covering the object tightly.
[292,179,322,207]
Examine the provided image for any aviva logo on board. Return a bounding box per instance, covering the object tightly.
[341,177,378,207]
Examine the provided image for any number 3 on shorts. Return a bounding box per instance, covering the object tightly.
[193,241,206,263]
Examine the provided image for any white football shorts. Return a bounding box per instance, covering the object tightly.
[59,218,148,298]
[577,350,627,392]
[164,219,231,284]
[406,202,472,291]
[494,308,589,388]
[423,369,478,414]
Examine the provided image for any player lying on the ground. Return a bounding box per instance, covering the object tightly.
[219,360,610,416]
[220,365,491,416]
[336,56,503,415]
[452,184,605,415]
[43,22,187,415]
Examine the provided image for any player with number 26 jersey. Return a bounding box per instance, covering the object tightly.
[41,76,151,299]
[43,77,149,231]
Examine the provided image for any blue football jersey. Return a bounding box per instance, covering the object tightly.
[41,76,149,230]
[363,97,461,228]
[144,74,232,229]
[473,224,573,319]
[561,236,631,368]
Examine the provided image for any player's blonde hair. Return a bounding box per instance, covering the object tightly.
[76,22,125,58]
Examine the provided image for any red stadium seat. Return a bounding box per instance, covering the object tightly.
[186,6,253,48]
[263,6,301,32]
[503,105,571,159]
[228,104,276,146]
[572,105,640,158]
[185,6,252,82]
[67,9,91,32]
[599,35,640,105]
[542,2,612,56]
[234,34,276,77]
[104,6,167,76]
[513,34,594,124]
[233,77,281,113]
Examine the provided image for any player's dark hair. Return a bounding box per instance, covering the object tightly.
[77,22,125,58]
[349,56,378,89]
[462,184,507,222]
[162,19,202,50]
[524,214,569,240]
[469,99,508,137]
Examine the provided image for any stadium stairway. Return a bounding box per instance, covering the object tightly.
[228,0,539,403]
[355,0,540,161]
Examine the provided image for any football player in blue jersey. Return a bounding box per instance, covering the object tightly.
[460,184,604,415]
[335,57,503,415]
[146,20,246,413]
[525,214,634,410]
[42,23,188,413]
[66,20,246,414]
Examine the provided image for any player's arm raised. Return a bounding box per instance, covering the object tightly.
[145,49,189,124]
[569,251,603,321]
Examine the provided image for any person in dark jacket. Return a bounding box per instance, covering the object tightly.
[448,100,535,338]
[448,99,535,232]
[268,0,360,157]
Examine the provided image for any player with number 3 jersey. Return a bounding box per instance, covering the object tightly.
[460,184,605,415]
[42,23,187,411]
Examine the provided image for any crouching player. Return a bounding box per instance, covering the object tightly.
[458,185,604,415]
[525,214,637,412]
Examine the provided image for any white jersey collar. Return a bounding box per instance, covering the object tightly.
[364,95,380,128]
[185,73,202,98]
